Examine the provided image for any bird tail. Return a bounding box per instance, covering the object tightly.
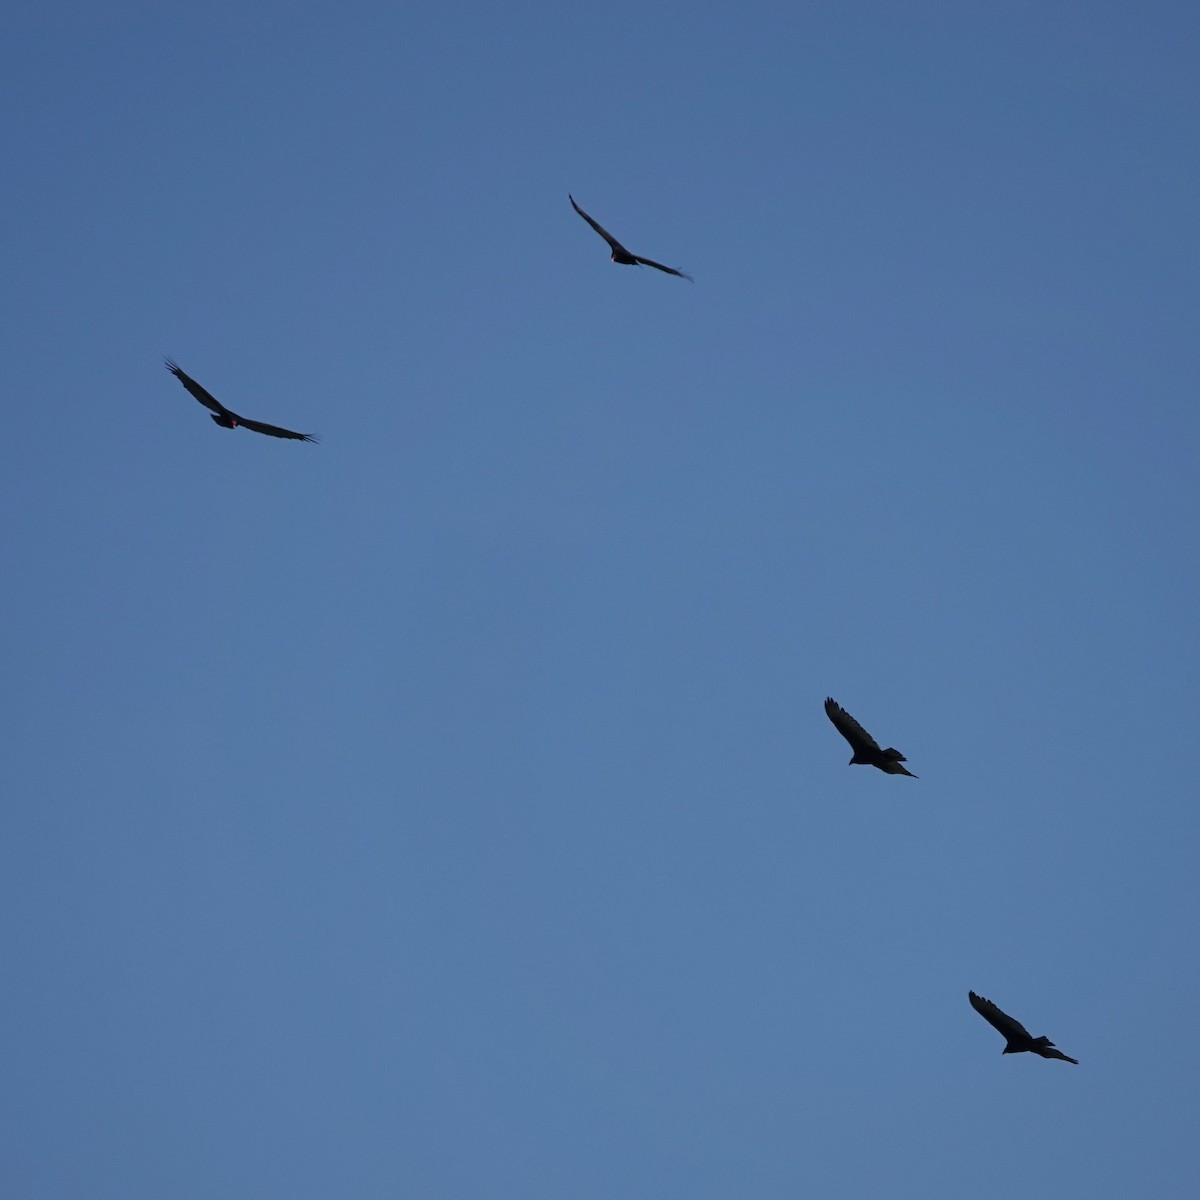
[1033,1036,1053,1046]
[883,747,907,761]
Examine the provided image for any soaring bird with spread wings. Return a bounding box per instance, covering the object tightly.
[569,195,693,281]
[824,698,917,777]
[164,360,318,443]
[968,992,1079,1064]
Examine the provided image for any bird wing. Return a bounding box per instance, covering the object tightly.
[165,359,231,417]
[969,992,1033,1042]
[633,255,693,281]
[569,194,630,256]
[824,698,881,755]
[235,416,319,443]
[1042,1047,1079,1065]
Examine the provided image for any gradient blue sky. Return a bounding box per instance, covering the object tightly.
[3,3,1198,1197]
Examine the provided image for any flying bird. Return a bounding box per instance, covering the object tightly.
[569,194,693,281]
[968,992,1078,1064]
[164,360,318,443]
[823,697,917,777]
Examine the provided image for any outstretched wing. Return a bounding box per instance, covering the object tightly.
[824,698,881,756]
[969,991,1033,1042]
[633,254,693,281]
[569,194,630,256]
[236,416,319,443]
[1042,1046,1079,1065]
[165,358,230,417]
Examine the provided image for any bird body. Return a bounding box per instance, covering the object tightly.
[164,360,318,443]
[968,991,1078,1064]
[823,697,917,777]
[569,194,693,281]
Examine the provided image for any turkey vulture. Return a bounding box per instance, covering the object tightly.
[569,195,693,281]
[969,992,1078,1064]
[823,698,917,777]
[164,360,318,442]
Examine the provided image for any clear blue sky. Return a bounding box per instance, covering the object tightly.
[3,2,1198,1196]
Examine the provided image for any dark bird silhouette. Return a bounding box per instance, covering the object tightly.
[823,698,917,777]
[569,194,693,281]
[968,992,1078,1064]
[164,360,318,443]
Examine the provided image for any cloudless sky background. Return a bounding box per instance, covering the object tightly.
[3,2,1198,1196]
